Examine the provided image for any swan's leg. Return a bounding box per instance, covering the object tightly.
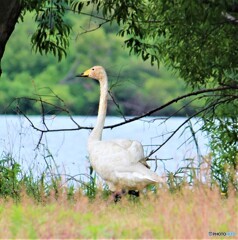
[128,190,140,197]
[112,189,127,202]
[113,192,122,203]
[112,190,140,202]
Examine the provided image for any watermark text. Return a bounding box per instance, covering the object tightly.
[208,231,236,237]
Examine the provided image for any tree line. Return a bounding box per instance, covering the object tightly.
[1,12,191,116]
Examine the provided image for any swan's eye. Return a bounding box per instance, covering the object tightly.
[92,68,94,71]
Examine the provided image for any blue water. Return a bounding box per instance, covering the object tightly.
[0,115,209,181]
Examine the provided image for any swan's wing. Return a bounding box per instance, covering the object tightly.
[111,139,143,154]
[89,140,150,169]
[103,139,145,163]
[109,139,137,149]
[111,164,164,189]
[88,140,159,189]
[109,140,150,168]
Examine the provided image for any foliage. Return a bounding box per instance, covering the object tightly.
[20,0,72,61]
[7,0,238,92]
[0,151,65,202]
[88,0,238,86]
[1,12,188,116]
[0,153,21,199]
[203,117,238,192]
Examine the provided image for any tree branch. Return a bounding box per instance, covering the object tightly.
[14,85,237,148]
[145,96,236,159]
[16,85,235,132]
[105,86,235,129]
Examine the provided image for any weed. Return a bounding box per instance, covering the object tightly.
[0,153,21,200]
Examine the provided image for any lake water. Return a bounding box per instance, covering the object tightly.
[0,115,209,181]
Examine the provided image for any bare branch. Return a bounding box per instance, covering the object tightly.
[105,85,235,129]
[108,90,126,121]
[145,95,237,159]
[14,85,236,133]
[13,85,237,151]
[76,18,111,37]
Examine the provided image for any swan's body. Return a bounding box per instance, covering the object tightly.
[80,66,163,193]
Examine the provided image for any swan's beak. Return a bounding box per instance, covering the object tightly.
[76,69,90,78]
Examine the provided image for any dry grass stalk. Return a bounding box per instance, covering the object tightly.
[0,183,237,239]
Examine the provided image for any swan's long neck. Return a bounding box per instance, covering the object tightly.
[89,74,108,142]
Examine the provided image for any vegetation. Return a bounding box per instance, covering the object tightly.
[1,186,237,239]
[0,153,237,239]
[2,0,234,192]
[1,12,189,116]
[0,3,237,238]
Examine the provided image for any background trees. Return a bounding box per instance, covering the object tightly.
[0,0,237,191]
[1,11,187,116]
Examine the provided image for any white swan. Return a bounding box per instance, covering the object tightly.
[79,66,164,197]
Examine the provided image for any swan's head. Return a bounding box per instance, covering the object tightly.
[78,66,107,81]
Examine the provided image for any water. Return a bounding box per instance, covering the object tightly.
[0,115,209,180]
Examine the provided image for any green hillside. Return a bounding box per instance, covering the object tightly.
[1,13,190,116]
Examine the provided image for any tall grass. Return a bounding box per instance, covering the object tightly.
[0,152,237,239]
[0,184,237,239]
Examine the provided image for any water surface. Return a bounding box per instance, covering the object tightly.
[0,115,208,180]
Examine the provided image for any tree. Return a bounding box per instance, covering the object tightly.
[0,0,237,191]
[0,0,22,75]
[0,0,72,75]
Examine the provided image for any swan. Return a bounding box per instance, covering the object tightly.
[78,66,164,199]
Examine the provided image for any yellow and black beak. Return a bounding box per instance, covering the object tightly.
[75,69,90,78]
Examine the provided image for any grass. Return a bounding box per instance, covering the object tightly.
[0,185,237,239]
[0,152,237,239]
